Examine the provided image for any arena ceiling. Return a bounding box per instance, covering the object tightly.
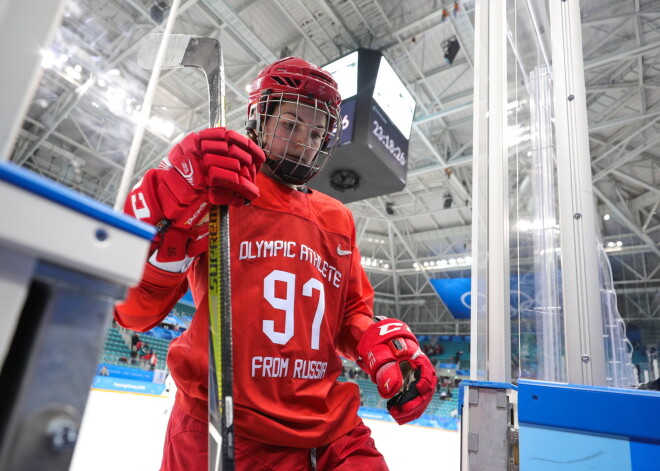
[9,0,660,334]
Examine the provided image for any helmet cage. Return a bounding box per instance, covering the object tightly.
[252,93,341,186]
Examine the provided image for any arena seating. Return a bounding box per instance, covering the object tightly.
[98,308,463,425]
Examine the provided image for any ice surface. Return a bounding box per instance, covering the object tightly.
[70,389,460,471]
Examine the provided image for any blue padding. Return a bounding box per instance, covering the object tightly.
[630,439,660,468]
[0,162,155,240]
[92,376,165,395]
[518,380,660,443]
[98,363,154,382]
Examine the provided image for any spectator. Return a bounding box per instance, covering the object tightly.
[99,365,110,376]
[453,351,463,368]
[130,334,141,365]
[139,343,150,367]
[150,352,158,371]
[638,377,660,391]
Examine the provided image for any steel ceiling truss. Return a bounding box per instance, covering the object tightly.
[9,0,660,332]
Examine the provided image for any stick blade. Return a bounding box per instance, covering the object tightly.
[137,33,196,69]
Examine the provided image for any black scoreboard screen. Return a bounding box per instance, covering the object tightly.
[310,49,416,203]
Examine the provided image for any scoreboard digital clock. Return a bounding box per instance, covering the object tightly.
[310,49,416,203]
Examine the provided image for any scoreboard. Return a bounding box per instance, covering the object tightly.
[310,49,416,203]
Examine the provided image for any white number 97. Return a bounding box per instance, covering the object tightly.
[263,270,326,350]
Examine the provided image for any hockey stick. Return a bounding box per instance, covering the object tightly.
[138,33,234,471]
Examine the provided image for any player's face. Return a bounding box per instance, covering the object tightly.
[262,101,328,165]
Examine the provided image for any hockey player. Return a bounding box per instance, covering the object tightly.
[115,57,437,471]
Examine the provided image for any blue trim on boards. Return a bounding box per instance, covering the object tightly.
[0,162,155,240]
[518,380,660,443]
[630,439,660,469]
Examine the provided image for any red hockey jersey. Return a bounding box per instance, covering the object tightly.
[115,172,375,447]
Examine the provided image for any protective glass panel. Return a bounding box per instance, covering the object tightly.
[507,0,566,382]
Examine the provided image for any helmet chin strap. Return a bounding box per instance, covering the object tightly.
[264,157,314,188]
[261,162,295,188]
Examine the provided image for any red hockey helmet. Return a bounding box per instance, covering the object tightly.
[246,57,342,186]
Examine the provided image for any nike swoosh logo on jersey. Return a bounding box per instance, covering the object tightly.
[336,245,351,256]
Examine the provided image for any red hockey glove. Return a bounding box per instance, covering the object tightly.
[166,128,266,207]
[124,128,266,270]
[125,170,209,269]
[356,319,437,425]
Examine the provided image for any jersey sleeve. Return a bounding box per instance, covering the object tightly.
[336,215,375,360]
[114,167,192,331]
[114,248,190,332]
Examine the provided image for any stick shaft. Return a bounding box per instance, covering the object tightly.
[208,43,234,471]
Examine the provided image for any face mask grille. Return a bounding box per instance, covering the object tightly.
[254,95,341,185]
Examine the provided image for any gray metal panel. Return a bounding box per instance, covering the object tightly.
[0,262,125,471]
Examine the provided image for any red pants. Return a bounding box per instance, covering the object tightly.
[161,402,389,471]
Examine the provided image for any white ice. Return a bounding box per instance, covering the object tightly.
[70,389,460,471]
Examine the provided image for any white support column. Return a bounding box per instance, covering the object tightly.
[550,0,607,385]
[470,0,511,383]
[0,0,68,160]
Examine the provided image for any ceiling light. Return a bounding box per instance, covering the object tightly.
[603,214,610,221]
[40,49,57,69]
[148,115,176,138]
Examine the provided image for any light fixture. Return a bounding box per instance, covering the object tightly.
[150,1,170,24]
[442,36,460,65]
[443,193,453,209]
